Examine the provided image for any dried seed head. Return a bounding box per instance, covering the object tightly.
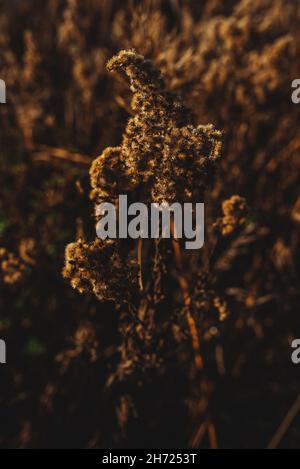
[104,49,223,204]
[0,247,26,285]
[64,50,222,304]
[220,195,248,235]
[64,238,138,303]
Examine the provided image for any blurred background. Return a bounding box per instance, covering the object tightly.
[0,0,300,448]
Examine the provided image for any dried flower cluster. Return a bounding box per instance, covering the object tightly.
[0,248,25,285]
[218,195,248,236]
[62,52,240,447]
[64,238,138,302]
[64,50,222,308]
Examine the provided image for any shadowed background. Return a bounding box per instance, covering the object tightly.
[0,0,300,448]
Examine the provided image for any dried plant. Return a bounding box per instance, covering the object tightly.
[64,49,222,303]
[1,0,300,450]
[62,50,237,446]
[0,248,26,285]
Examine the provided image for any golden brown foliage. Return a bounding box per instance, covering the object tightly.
[1,0,300,449]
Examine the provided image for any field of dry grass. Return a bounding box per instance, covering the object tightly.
[0,0,300,448]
